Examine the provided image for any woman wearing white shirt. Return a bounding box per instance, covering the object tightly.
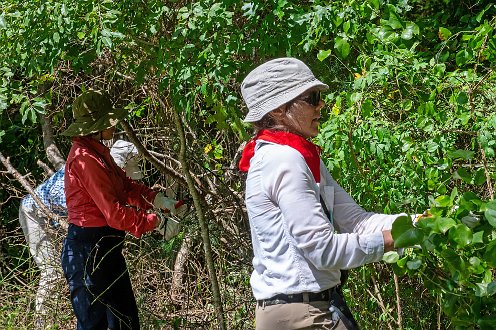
[238,58,401,329]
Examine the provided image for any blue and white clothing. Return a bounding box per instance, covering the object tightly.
[22,167,66,216]
[19,166,66,315]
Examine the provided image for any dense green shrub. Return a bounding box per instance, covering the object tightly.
[1,0,494,328]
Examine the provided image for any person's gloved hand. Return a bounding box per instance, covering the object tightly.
[174,203,188,217]
[153,192,179,215]
[411,210,432,226]
[155,214,182,240]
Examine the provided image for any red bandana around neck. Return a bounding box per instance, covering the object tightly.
[238,129,321,183]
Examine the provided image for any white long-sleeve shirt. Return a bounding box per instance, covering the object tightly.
[245,141,403,300]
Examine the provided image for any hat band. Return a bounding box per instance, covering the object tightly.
[73,111,107,124]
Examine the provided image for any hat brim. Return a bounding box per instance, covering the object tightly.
[243,79,329,123]
[61,107,128,136]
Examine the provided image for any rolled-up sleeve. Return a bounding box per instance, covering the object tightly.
[69,154,156,238]
[263,148,386,270]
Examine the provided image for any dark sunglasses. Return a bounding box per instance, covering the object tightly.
[299,91,321,106]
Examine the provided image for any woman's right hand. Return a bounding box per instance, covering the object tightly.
[382,230,394,252]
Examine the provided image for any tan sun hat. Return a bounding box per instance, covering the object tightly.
[241,57,329,123]
[61,90,128,136]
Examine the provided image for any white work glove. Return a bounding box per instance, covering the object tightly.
[153,192,179,215]
[411,210,432,226]
[153,194,190,240]
[155,215,182,240]
[174,203,188,218]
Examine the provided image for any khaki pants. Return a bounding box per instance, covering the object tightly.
[255,300,349,330]
[18,204,61,317]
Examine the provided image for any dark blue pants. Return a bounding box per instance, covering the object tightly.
[61,224,140,330]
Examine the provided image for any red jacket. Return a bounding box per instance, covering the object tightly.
[65,136,158,238]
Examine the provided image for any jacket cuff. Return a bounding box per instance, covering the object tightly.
[144,213,158,232]
[364,232,386,264]
[130,213,158,238]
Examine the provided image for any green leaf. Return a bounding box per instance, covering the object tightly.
[426,141,438,153]
[367,0,379,9]
[448,149,474,160]
[361,99,373,117]
[475,4,492,22]
[383,251,399,263]
[377,25,396,41]
[334,37,350,59]
[397,256,408,267]
[350,92,362,103]
[441,292,458,315]
[484,200,496,228]
[385,5,403,29]
[459,192,482,211]
[402,99,413,111]
[101,36,112,49]
[478,316,496,328]
[317,49,331,62]
[488,282,496,296]
[439,27,452,40]
[469,257,485,274]
[448,224,473,248]
[474,169,486,185]
[433,63,446,77]
[420,217,456,234]
[434,195,452,208]
[392,215,413,237]
[475,282,496,297]
[472,231,484,244]
[441,248,465,274]
[457,92,469,104]
[392,216,424,248]
[454,167,472,183]
[0,14,7,29]
[456,49,472,66]
[401,22,419,40]
[483,241,496,267]
[450,187,458,202]
[406,259,422,270]
[343,20,350,33]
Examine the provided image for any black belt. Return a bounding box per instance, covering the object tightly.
[257,288,334,307]
[66,223,125,243]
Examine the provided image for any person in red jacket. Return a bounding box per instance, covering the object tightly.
[60,90,180,330]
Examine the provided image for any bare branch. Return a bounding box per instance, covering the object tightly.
[37,160,54,176]
[158,93,226,329]
[393,273,403,330]
[171,234,193,303]
[120,120,188,186]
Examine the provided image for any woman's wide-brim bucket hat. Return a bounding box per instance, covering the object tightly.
[241,57,329,123]
[62,90,128,137]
